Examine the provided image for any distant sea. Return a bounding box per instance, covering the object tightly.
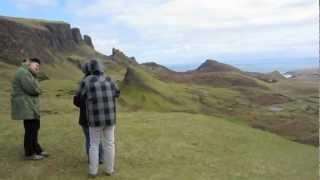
[167,58,319,73]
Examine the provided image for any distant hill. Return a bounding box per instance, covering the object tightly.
[142,59,268,89]
[246,71,285,83]
[141,62,174,74]
[195,59,241,73]
[285,68,319,81]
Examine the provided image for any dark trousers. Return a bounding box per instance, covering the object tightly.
[23,119,43,156]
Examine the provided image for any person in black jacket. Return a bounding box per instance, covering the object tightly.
[73,65,104,164]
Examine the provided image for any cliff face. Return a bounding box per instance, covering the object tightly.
[0,16,94,65]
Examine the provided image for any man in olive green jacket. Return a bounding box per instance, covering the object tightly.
[11,58,49,160]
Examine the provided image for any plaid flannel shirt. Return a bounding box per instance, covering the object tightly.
[77,60,120,127]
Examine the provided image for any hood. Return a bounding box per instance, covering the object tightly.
[82,59,104,75]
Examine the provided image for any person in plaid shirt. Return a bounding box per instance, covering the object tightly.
[76,59,120,177]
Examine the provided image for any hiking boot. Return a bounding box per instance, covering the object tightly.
[26,155,44,160]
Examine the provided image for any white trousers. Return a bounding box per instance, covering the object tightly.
[88,125,115,175]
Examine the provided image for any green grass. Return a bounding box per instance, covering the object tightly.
[0,15,67,30]
[0,61,318,179]
[119,66,319,145]
[120,66,241,113]
[270,79,318,97]
[0,111,317,180]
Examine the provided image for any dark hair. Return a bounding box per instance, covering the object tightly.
[29,58,41,65]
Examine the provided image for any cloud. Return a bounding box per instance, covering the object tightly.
[65,0,318,64]
[67,0,316,28]
[93,38,120,55]
[7,0,59,9]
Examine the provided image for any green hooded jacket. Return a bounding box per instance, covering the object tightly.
[11,65,41,120]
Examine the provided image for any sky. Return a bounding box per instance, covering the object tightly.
[0,0,318,72]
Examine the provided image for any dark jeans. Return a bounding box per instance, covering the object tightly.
[23,119,43,156]
[81,126,103,163]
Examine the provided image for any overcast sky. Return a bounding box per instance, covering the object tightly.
[0,0,318,71]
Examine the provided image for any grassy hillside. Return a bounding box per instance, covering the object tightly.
[120,66,243,114]
[0,58,318,179]
[0,111,317,180]
[120,66,319,145]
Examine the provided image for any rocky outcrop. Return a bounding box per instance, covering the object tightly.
[111,48,138,65]
[123,67,138,85]
[44,23,77,51]
[0,16,94,65]
[71,28,82,44]
[84,34,94,49]
[112,48,126,58]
